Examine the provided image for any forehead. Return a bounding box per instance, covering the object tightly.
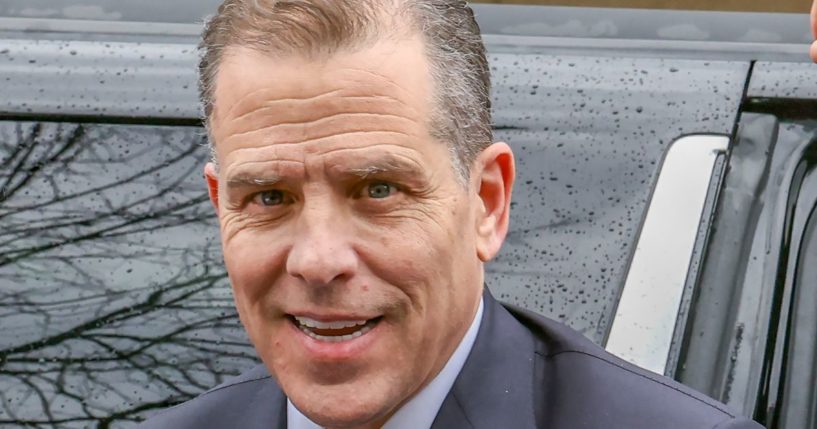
[210,37,434,147]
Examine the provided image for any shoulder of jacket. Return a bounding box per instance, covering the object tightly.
[503,303,764,428]
[137,364,277,428]
[198,363,273,396]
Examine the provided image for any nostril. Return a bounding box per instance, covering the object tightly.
[285,243,358,286]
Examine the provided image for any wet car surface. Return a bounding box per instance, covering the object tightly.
[1,3,815,428]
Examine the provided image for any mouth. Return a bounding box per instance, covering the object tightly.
[289,315,383,343]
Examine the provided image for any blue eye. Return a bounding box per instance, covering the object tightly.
[257,190,284,206]
[367,182,396,199]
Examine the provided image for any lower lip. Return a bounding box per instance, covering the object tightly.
[287,318,383,360]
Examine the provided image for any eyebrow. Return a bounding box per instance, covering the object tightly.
[223,154,424,190]
[340,157,422,179]
[225,175,282,190]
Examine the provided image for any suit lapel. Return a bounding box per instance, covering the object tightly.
[431,290,539,429]
[275,388,288,429]
[230,374,288,429]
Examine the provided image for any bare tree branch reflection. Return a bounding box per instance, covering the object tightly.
[0,121,256,428]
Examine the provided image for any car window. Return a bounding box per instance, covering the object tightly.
[764,142,817,429]
[675,107,817,421]
[780,200,817,428]
[0,121,256,426]
[777,198,817,429]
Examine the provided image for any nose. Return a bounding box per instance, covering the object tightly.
[285,200,358,287]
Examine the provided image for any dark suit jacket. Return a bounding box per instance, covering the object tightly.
[139,291,763,428]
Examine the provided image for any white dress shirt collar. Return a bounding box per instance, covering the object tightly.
[288,296,485,429]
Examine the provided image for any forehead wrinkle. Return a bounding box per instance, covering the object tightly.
[225,157,304,172]
[224,87,346,124]
[223,112,421,149]
[228,93,420,131]
[219,65,423,128]
[225,138,421,161]
[223,129,417,153]
[338,67,426,109]
[219,140,424,183]
[219,88,423,148]
[222,86,422,139]
[212,47,321,121]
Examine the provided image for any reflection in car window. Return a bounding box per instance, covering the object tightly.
[0,121,255,426]
[769,147,817,429]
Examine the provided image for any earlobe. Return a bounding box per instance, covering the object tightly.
[474,142,515,262]
[204,163,220,212]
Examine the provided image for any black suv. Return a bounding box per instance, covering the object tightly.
[1,2,815,428]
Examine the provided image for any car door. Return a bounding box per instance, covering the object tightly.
[675,61,817,429]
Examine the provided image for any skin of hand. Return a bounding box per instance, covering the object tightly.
[811,1,817,61]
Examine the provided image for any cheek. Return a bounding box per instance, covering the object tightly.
[357,197,475,295]
[222,227,288,303]
[365,221,446,278]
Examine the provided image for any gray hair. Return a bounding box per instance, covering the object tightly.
[198,0,492,182]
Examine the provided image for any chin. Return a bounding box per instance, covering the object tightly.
[285,378,400,429]
[304,409,385,429]
[293,393,390,429]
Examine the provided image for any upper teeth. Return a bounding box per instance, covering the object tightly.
[294,317,368,329]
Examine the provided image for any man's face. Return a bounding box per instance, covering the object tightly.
[206,36,495,427]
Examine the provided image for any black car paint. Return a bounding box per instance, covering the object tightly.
[0,3,815,428]
[676,70,817,424]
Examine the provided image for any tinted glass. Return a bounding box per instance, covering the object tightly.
[0,121,255,426]
[777,166,817,429]
[778,199,817,429]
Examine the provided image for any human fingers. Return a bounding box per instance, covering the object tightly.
[812,0,817,38]
[811,1,817,61]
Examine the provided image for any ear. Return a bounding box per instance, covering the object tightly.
[204,162,220,212]
[472,142,515,262]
